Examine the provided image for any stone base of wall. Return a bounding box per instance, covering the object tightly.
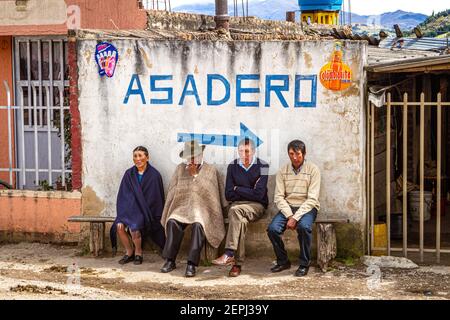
[235,210,364,261]
[0,231,79,244]
[0,190,82,244]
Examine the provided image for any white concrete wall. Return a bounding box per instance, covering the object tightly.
[77,40,367,223]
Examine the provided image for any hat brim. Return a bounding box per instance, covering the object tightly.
[179,145,206,159]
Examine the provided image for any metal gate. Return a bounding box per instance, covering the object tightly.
[0,36,71,190]
[367,92,450,263]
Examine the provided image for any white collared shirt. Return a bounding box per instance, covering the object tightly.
[239,155,256,172]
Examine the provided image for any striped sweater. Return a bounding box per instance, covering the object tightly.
[274,161,321,221]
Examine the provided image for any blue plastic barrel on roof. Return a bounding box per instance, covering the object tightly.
[298,0,343,11]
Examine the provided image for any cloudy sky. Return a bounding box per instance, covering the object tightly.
[167,0,449,16]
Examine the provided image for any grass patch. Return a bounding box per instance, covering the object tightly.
[336,257,356,267]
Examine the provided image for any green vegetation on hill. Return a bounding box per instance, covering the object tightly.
[419,9,450,37]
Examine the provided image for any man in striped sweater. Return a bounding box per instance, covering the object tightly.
[267,140,321,277]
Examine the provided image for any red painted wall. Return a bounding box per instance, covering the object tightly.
[0,191,81,243]
[68,37,82,191]
[67,0,148,30]
[0,0,147,36]
[0,36,15,187]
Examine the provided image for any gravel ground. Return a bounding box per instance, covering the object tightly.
[0,242,449,300]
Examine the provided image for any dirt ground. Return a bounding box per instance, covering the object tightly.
[0,242,449,300]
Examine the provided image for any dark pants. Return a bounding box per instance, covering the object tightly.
[162,219,206,266]
[146,220,166,250]
[267,208,317,267]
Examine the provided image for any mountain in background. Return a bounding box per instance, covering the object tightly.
[173,1,427,30]
[174,0,301,21]
[349,10,428,30]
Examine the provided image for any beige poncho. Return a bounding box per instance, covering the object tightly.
[161,163,227,248]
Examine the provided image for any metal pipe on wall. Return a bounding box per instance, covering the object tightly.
[348,0,351,25]
[215,0,230,30]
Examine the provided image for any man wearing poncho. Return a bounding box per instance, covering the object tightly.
[160,140,227,277]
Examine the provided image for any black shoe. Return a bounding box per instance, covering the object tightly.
[270,261,291,273]
[134,255,143,265]
[118,254,135,265]
[185,264,196,277]
[160,259,176,273]
[295,266,309,277]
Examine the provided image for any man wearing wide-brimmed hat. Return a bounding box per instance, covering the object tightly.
[160,140,227,277]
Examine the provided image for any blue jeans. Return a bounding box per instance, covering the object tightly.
[267,208,317,267]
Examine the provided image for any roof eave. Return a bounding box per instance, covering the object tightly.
[366,55,450,73]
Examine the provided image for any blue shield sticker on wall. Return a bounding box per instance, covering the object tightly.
[95,42,118,78]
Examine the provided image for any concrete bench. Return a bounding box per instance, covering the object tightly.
[68,216,115,256]
[66,215,221,262]
[67,214,349,269]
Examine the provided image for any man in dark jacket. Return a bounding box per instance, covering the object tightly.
[212,138,269,277]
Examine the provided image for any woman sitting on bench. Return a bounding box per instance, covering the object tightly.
[111,146,166,265]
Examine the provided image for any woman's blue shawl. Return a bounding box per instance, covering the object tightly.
[110,163,165,253]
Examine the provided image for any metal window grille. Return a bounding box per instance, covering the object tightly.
[0,36,72,190]
[367,92,450,263]
[145,0,171,11]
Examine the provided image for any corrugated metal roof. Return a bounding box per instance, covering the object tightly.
[379,37,450,52]
[368,47,440,65]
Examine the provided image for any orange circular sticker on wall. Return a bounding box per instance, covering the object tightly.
[319,42,352,91]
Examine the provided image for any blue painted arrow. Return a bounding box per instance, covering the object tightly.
[177,123,263,148]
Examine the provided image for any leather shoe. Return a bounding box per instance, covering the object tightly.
[160,259,176,273]
[212,254,236,266]
[228,264,241,277]
[270,261,291,273]
[134,255,143,265]
[295,266,309,277]
[118,254,135,265]
[185,264,196,277]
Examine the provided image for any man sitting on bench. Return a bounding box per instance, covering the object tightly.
[160,141,226,278]
[267,140,321,277]
[212,138,269,277]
